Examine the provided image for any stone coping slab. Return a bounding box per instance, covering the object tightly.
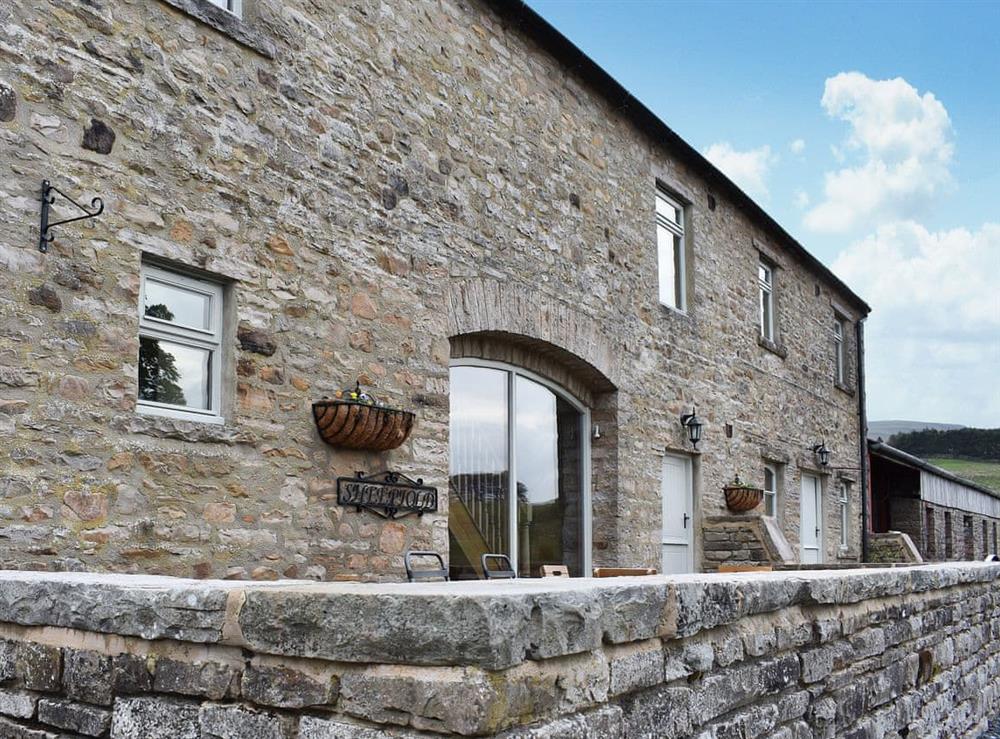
[0,563,997,670]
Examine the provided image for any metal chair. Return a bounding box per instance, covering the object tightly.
[404,550,449,582]
[481,553,516,579]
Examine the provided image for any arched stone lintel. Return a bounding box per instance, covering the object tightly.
[447,279,621,392]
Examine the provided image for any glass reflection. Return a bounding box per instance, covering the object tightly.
[138,338,210,410]
[448,366,509,580]
[515,376,582,577]
[144,279,211,330]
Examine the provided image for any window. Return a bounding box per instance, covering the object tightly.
[982,520,988,558]
[763,464,778,517]
[838,483,850,549]
[758,261,774,340]
[448,361,590,579]
[833,318,846,384]
[926,507,936,558]
[138,264,224,424]
[656,187,686,311]
[993,522,998,556]
[944,512,953,558]
[208,0,242,16]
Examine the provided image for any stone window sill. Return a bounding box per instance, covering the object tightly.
[158,0,277,59]
[834,380,856,397]
[757,335,788,359]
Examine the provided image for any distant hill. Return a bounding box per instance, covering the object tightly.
[868,420,965,441]
[888,427,1000,463]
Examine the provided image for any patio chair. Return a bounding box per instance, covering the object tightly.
[481,553,516,579]
[404,550,449,582]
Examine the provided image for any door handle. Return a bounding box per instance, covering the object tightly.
[815,527,820,537]
[683,513,690,529]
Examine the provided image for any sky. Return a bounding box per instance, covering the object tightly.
[526,0,1000,428]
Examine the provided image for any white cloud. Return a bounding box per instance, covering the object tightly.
[702,142,776,200]
[794,190,810,209]
[790,138,806,155]
[832,221,1000,425]
[805,72,954,234]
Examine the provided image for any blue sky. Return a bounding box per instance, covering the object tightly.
[527,0,1000,427]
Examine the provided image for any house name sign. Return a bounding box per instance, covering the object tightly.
[336,470,438,519]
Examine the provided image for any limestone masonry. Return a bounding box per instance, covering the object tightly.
[0,0,871,580]
[0,563,996,737]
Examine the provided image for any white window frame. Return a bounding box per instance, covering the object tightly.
[655,187,687,312]
[763,464,778,518]
[839,483,850,550]
[758,261,774,340]
[138,264,225,424]
[833,317,846,384]
[207,0,242,17]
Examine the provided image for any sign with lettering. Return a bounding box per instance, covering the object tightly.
[336,471,438,520]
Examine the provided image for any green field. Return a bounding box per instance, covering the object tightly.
[928,458,1000,493]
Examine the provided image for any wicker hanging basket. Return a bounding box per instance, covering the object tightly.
[723,477,764,512]
[312,386,414,452]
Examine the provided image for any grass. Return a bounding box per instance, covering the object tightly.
[927,458,1000,493]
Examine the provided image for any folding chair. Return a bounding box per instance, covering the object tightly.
[481,553,516,579]
[404,550,449,582]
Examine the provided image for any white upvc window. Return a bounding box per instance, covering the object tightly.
[138,264,224,424]
[763,464,778,517]
[758,261,774,340]
[656,188,686,311]
[833,317,846,384]
[207,0,242,17]
[839,483,850,549]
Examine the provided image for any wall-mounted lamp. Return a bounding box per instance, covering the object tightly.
[680,407,703,449]
[812,441,831,467]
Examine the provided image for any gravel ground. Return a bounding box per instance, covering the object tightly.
[981,717,1000,738]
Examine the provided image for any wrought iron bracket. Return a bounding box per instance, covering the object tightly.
[336,470,438,520]
[38,179,105,253]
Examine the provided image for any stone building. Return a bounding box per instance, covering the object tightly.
[870,440,1000,562]
[0,0,869,582]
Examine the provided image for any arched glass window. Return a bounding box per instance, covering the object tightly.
[448,361,591,578]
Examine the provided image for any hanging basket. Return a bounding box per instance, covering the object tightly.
[312,392,414,452]
[723,482,764,512]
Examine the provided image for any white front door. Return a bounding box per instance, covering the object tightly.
[800,474,822,564]
[661,454,693,574]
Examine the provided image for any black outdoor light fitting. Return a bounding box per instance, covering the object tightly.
[680,407,703,449]
[813,441,831,467]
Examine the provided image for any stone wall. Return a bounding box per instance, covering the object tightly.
[869,531,923,564]
[0,0,866,579]
[701,514,796,569]
[0,564,997,737]
[893,498,1000,562]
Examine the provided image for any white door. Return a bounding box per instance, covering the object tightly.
[661,454,693,574]
[800,474,822,564]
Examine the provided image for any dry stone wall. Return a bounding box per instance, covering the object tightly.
[0,564,996,737]
[0,0,866,579]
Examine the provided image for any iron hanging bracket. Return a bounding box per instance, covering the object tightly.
[38,179,105,253]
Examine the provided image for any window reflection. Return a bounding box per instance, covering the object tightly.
[138,338,210,410]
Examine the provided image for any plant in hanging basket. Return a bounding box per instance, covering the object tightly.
[723,475,764,512]
[312,384,414,452]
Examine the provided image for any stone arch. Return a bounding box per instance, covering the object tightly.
[447,279,621,393]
